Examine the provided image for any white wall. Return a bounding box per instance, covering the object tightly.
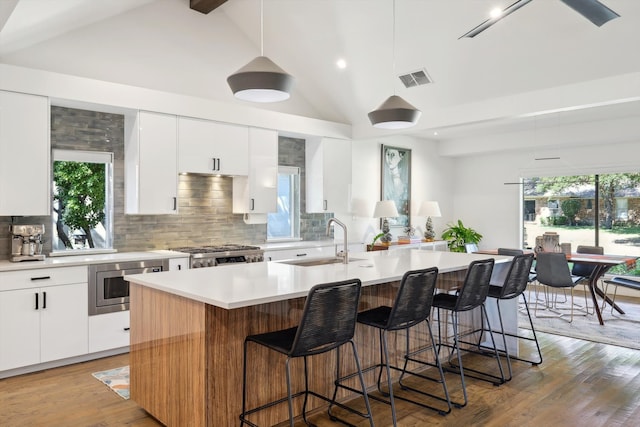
[451,140,640,251]
[340,135,454,244]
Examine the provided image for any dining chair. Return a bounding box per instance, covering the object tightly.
[239,279,374,427]
[535,252,589,323]
[602,276,640,314]
[570,245,604,314]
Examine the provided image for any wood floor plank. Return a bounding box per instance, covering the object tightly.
[1,331,639,427]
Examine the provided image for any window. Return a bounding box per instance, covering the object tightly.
[52,149,114,252]
[522,173,640,277]
[267,166,300,240]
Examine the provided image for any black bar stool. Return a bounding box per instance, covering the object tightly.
[432,258,505,408]
[335,267,451,426]
[239,278,374,427]
[468,253,542,381]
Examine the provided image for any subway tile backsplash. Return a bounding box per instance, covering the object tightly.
[0,107,331,259]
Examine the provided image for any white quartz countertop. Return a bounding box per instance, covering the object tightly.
[0,250,188,272]
[125,249,510,310]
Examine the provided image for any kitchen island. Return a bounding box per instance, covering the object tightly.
[126,249,509,426]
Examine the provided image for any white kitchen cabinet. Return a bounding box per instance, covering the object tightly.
[178,116,249,175]
[88,310,130,353]
[0,90,50,216]
[306,137,352,213]
[125,111,178,214]
[0,266,88,371]
[169,257,189,271]
[232,128,278,214]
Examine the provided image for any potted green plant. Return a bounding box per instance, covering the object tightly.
[368,232,386,251]
[441,220,483,253]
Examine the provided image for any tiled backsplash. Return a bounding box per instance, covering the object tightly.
[0,107,331,259]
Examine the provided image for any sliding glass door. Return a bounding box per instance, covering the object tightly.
[523,173,640,277]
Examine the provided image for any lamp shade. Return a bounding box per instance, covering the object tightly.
[418,201,441,217]
[227,56,294,103]
[373,200,399,218]
[368,95,421,129]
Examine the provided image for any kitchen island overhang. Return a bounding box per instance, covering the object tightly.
[126,250,510,426]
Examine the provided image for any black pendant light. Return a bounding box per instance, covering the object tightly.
[227,0,294,103]
[368,0,421,129]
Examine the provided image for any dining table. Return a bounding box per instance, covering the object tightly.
[476,249,638,325]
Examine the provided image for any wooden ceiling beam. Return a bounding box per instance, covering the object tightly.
[190,0,228,15]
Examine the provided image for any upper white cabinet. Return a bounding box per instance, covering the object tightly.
[306,137,352,213]
[125,111,178,214]
[232,128,278,214]
[178,117,249,175]
[0,91,50,216]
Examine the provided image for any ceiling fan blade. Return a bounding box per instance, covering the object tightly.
[559,0,620,27]
[460,0,533,38]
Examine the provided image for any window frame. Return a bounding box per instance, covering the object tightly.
[51,149,115,255]
[267,166,301,242]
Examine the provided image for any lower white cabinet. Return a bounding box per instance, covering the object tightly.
[0,266,88,371]
[88,310,130,353]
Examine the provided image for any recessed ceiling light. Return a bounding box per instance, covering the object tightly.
[336,58,347,69]
[433,131,438,136]
[490,7,503,18]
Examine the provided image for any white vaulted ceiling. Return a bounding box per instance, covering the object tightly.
[1,0,639,151]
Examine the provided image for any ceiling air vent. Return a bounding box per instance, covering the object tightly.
[398,68,433,88]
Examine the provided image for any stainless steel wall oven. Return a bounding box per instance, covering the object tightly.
[88,259,169,315]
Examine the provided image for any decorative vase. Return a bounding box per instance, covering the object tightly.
[424,217,435,241]
[380,218,392,243]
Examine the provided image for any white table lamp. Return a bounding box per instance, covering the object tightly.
[373,200,399,243]
[418,201,441,241]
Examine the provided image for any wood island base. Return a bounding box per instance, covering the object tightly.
[130,270,473,426]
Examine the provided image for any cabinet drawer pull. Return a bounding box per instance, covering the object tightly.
[323,200,328,211]
[124,327,131,332]
[296,253,307,257]
[42,291,47,309]
[173,197,177,210]
[35,292,39,310]
[250,198,255,211]
[30,276,51,281]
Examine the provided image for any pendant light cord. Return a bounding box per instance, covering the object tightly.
[260,0,264,56]
[392,0,396,95]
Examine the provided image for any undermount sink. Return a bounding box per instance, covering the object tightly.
[277,257,365,267]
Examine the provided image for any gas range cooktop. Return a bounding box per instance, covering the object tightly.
[170,244,262,254]
[169,244,264,268]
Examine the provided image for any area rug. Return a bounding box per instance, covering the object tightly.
[92,366,130,400]
[518,294,640,350]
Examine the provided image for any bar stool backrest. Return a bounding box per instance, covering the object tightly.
[571,245,603,277]
[536,252,575,288]
[290,279,362,357]
[385,267,439,331]
[455,258,495,312]
[498,253,535,299]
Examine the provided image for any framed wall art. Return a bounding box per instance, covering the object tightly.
[381,144,411,228]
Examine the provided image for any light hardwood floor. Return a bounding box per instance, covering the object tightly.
[1,331,640,426]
